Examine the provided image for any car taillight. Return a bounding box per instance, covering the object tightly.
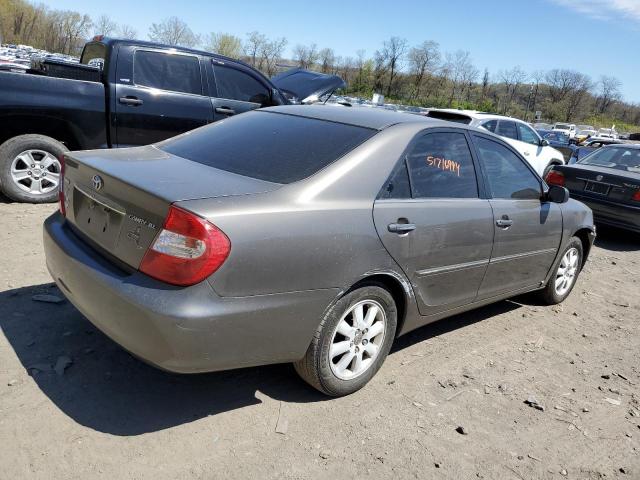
[139,205,231,286]
[632,190,640,202]
[545,170,565,187]
[58,154,66,216]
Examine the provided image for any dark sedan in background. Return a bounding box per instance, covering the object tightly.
[568,138,625,164]
[546,144,640,233]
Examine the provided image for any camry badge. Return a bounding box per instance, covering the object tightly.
[595,175,603,182]
[92,175,103,190]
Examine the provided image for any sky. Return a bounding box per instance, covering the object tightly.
[43,0,640,102]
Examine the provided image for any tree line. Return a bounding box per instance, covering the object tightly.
[1,0,638,130]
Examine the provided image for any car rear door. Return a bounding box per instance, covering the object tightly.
[208,59,272,120]
[114,46,213,147]
[470,133,563,298]
[373,128,494,316]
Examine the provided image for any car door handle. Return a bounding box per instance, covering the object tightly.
[215,107,236,115]
[119,96,143,106]
[496,218,513,228]
[388,223,416,234]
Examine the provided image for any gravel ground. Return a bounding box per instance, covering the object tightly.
[0,200,638,480]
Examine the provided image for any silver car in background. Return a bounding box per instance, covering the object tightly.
[43,106,595,396]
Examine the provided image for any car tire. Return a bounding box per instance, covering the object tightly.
[0,134,67,203]
[294,284,397,396]
[537,236,583,305]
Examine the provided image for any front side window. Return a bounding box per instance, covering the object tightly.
[213,64,270,104]
[134,50,201,95]
[517,123,540,146]
[495,121,518,140]
[406,132,478,199]
[473,136,541,200]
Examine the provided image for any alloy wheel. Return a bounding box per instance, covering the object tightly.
[329,299,386,380]
[555,247,579,296]
[10,149,61,195]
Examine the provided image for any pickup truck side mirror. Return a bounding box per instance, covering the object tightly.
[540,139,550,147]
[544,185,570,203]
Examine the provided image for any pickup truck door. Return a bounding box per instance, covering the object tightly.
[208,60,272,120]
[113,46,213,147]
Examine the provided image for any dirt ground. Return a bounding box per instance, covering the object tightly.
[0,200,638,480]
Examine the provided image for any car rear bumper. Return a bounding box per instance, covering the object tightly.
[570,192,640,233]
[43,213,339,373]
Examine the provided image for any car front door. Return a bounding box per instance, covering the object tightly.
[209,60,271,121]
[373,129,494,316]
[471,133,563,298]
[114,47,213,147]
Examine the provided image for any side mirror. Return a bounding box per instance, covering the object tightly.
[540,139,550,147]
[545,185,570,203]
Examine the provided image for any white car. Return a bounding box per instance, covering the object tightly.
[425,109,566,176]
[552,123,577,139]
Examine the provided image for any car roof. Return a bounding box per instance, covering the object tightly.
[262,104,445,130]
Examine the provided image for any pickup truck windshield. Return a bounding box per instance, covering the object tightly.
[157,111,376,184]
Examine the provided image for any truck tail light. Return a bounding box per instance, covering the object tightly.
[58,154,66,216]
[139,205,231,286]
[545,170,565,187]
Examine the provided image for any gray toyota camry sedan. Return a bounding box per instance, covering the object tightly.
[44,105,595,396]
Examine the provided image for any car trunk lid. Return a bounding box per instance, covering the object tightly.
[559,164,640,204]
[61,145,281,269]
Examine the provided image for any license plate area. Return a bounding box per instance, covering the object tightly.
[73,187,124,250]
[584,181,610,195]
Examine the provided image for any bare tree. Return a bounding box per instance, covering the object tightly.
[480,68,490,101]
[596,75,622,114]
[148,16,199,47]
[407,40,440,99]
[93,14,117,36]
[118,24,137,39]
[498,66,527,114]
[205,32,243,58]
[376,37,407,97]
[292,43,318,69]
[444,50,475,106]
[259,36,287,76]
[318,47,336,74]
[530,69,545,118]
[546,69,576,103]
[244,31,267,68]
[564,72,592,121]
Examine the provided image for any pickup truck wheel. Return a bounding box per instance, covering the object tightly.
[0,134,67,203]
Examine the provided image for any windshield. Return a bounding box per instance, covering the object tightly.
[554,124,570,130]
[579,147,640,173]
[158,111,376,184]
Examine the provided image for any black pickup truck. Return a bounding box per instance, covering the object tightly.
[0,37,344,202]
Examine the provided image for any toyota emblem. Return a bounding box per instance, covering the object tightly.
[92,175,103,190]
[595,175,603,181]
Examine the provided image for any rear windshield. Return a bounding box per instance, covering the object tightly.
[158,111,376,184]
[579,147,640,173]
[80,42,106,68]
[426,111,472,124]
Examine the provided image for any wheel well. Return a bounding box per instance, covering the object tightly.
[349,274,408,337]
[574,228,593,269]
[0,116,80,150]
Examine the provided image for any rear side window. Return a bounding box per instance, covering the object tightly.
[473,136,541,199]
[481,120,497,133]
[158,111,376,184]
[213,64,270,104]
[496,121,518,139]
[379,160,411,199]
[134,50,201,95]
[406,132,478,198]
